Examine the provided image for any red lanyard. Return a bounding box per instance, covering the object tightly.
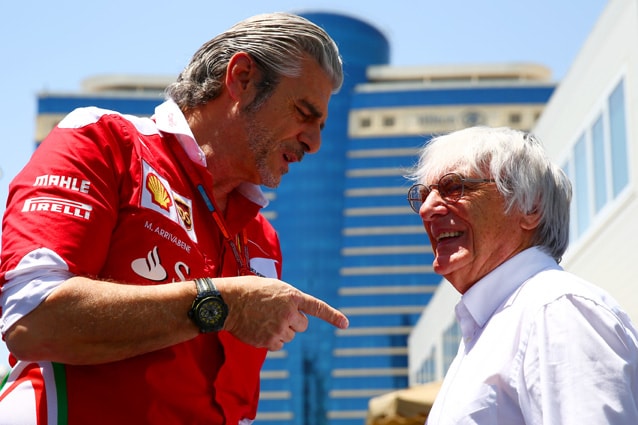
[196,184,253,276]
[167,138,253,276]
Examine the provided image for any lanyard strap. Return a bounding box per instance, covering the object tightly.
[166,136,253,276]
[197,184,253,276]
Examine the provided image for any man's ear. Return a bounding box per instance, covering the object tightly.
[520,207,542,231]
[225,52,257,101]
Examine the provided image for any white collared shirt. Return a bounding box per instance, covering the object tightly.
[427,247,638,424]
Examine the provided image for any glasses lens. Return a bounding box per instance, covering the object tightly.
[408,184,426,213]
[439,173,464,202]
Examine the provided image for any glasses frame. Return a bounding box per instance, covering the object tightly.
[407,172,496,213]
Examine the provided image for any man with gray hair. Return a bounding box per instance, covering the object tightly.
[0,12,348,424]
[407,126,638,424]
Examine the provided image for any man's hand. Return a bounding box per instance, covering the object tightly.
[219,276,349,351]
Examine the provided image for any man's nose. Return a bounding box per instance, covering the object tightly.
[300,125,322,154]
[420,188,447,219]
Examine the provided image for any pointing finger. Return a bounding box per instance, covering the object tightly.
[298,293,349,329]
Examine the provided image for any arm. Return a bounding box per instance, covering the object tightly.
[4,276,198,365]
[520,294,638,424]
[4,274,348,365]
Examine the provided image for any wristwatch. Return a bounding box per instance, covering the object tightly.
[188,277,228,333]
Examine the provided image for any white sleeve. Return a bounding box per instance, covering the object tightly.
[520,293,638,424]
[1,247,73,335]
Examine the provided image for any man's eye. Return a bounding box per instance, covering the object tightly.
[442,182,462,195]
[296,107,311,120]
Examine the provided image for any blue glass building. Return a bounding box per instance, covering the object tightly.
[34,11,555,425]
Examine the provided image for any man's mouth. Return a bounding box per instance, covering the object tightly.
[436,231,463,242]
[283,146,305,164]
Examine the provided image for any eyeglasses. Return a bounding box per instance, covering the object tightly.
[407,172,496,213]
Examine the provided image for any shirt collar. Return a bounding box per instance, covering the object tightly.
[459,247,559,332]
[152,99,269,208]
[153,99,206,166]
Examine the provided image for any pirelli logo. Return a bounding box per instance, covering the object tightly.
[22,196,92,220]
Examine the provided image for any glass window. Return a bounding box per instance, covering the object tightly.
[574,135,590,236]
[382,116,395,127]
[562,161,576,246]
[608,80,629,197]
[567,77,630,246]
[442,320,460,375]
[591,115,607,213]
[509,113,521,124]
[417,346,436,384]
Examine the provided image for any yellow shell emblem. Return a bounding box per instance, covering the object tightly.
[146,174,172,211]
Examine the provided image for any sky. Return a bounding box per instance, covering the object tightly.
[0,0,608,372]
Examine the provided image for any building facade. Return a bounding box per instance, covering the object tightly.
[32,12,556,425]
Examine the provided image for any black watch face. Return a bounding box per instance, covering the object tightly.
[195,297,227,332]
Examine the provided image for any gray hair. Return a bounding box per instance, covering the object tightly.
[407,126,572,262]
[165,12,343,110]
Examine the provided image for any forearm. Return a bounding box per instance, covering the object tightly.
[5,274,349,363]
[4,276,198,365]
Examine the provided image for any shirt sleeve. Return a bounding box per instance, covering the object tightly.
[519,293,638,424]
[0,248,73,334]
[0,109,133,332]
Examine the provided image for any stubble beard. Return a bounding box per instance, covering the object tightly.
[245,117,281,189]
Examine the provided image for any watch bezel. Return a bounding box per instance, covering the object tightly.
[189,277,228,333]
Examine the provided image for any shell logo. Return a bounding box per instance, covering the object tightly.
[146,173,172,211]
